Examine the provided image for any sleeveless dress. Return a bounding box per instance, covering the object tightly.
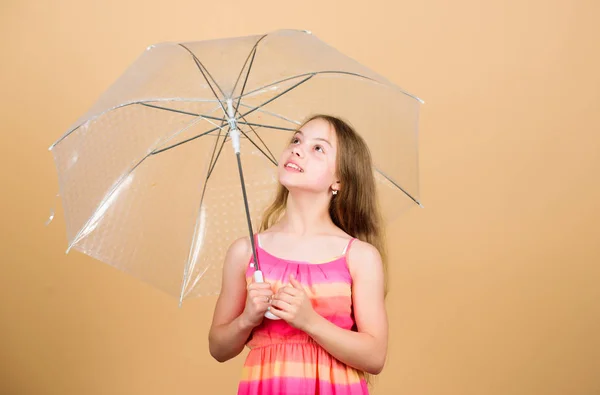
[237,235,369,395]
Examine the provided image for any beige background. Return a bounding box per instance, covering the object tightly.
[1,0,599,394]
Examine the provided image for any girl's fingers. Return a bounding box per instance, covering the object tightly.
[250,289,273,297]
[270,298,292,311]
[273,292,294,304]
[268,304,290,319]
[289,274,299,287]
[251,297,271,310]
[249,283,272,290]
[249,285,273,295]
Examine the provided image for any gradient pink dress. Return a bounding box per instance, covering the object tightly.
[238,235,369,395]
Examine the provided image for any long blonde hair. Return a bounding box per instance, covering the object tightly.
[259,114,388,291]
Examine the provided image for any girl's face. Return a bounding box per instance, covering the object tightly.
[278,118,340,195]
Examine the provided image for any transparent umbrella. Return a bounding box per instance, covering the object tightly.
[48,29,423,307]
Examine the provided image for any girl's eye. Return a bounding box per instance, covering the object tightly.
[291,137,300,144]
[314,145,324,153]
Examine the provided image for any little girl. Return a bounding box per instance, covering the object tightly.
[209,114,389,395]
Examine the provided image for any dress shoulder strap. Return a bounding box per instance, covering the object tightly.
[255,233,262,248]
[342,237,357,256]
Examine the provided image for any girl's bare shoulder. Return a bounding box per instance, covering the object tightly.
[347,239,383,271]
[224,236,253,269]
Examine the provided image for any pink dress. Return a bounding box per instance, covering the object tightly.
[237,235,369,395]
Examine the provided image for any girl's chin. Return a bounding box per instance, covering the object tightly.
[280,175,306,187]
[279,173,329,193]
[279,183,327,195]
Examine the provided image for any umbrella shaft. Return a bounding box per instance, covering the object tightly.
[235,152,260,271]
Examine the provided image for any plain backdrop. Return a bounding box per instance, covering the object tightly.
[1,0,599,394]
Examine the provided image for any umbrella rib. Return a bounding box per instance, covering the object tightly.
[179,176,210,304]
[231,72,325,102]
[206,124,231,178]
[234,109,279,165]
[236,127,278,167]
[178,44,228,116]
[233,44,256,117]
[232,120,296,132]
[202,112,229,178]
[49,99,219,151]
[236,74,314,120]
[230,34,268,99]
[140,102,205,118]
[151,124,224,155]
[236,103,301,126]
[231,70,424,104]
[375,168,422,207]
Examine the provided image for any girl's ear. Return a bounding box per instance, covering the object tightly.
[331,180,341,193]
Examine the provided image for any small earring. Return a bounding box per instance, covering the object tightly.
[332,190,338,195]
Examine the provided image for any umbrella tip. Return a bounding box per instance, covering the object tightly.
[45,209,55,226]
[418,202,424,208]
[302,30,312,35]
[66,239,76,254]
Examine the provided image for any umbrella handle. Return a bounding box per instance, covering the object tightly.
[253,270,282,320]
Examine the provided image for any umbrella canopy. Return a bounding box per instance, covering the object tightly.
[49,29,423,304]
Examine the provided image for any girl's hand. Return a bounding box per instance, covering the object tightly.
[241,278,273,328]
[269,274,319,331]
